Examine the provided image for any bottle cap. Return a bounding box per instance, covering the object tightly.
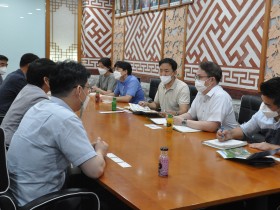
[168,114,173,118]
[160,146,168,151]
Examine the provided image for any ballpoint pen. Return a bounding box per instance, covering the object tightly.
[220,126,224,139]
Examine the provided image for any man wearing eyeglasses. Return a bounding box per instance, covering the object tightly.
[0,55,8,86]
[7,61,108,207]
[174,61,237,132]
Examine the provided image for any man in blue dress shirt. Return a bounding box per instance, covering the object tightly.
[7,60,108,207]
[101,61,145,104]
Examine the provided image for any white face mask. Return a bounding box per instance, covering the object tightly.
[260,102,279,118]
[98,68,107,75]
[160,76,172,85]
[195,79,208,93]
[79,88,90,118]
[0,66,7,75]
[113,71,122,80]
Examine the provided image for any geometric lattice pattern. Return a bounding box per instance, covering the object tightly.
[265,1,280,81]
[185,0,265,90]
[81,0,113,71]
[164,7,186,77]
[124,11,163,75]
[50,0,78,62]
[51,0,78,14]
[50,42,78,61]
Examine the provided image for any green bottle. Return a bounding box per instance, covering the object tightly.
[112,97,117,111]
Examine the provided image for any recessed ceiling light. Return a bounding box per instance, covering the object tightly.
[36,8,41,11]
[20,17,24,18]
[27,12,32,15]
[0,4,8,7]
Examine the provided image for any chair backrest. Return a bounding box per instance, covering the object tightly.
[0,127,17,210]
[188,85,197,106]
[238,95,262,124]
[148,78,161,101]
[0,127,9,193]
[21,189,100,210]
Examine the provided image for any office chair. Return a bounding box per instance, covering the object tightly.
[147,78,161,102]
[238,95,262,124]
[0,114,5,125]
[237,95,265,143]
[188,85,197,106]
[0,127,100,210]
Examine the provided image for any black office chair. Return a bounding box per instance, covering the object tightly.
[0,127,100,210]
[0,114,5,125]
[238,95,265,143]
[147,78,161,102]
[238,95,262,124]
[188,85,197,106]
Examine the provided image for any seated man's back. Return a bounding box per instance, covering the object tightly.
[1,58,56,146]
[7,61,108,207]
[0,53,39,117]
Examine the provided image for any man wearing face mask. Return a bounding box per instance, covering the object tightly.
[1,58,56,147]
[217,77,280,153]
[7,60,108,207]
[174,61,237,132]
[138,58,190,116]
[0,53,39,120]
[0,55,8,86]
[91,57,116,95]
[101,61,145,104]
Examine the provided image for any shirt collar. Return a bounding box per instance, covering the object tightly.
[120,75,132,84]
[50,96,73,112]
[206,85,220,97]
[163,78,178,90]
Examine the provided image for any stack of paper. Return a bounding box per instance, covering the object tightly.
[173,125,201,133]
[203,139,247,150]
[150,118,166,125]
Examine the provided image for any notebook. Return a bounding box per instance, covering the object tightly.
[202,139,247,150]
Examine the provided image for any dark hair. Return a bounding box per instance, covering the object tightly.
[26,58,56,88]
[159,58,177,71]
[98,57,113,73]
[0,55,8,62]
[199,61,222,83]
[115,61,132,75]
[114,61,122,68]
[49,60,90,97]
[260,77,280,106]
[20,53,39,67]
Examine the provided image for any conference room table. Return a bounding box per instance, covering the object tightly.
[81,97,280,210]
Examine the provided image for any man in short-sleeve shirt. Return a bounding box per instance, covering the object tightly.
[7,61,108,206]
[174,61,237,132]
[139,58,190,116]
[217,77,280,154]
[101,61,145,104]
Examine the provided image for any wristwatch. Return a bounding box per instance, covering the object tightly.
[181,119,187,127]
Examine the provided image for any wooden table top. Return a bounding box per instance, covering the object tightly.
[81,98,280,210]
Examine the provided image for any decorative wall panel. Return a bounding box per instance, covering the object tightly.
[112,18,125,66]
[124,11,163,75]
[81,0,113,72]
[184,0,265,90]
[164,7,186,77]
[50,0,78,62]
[266,0,280,80]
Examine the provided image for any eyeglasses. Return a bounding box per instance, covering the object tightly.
[194,75,209,80]
[73,84,91,93]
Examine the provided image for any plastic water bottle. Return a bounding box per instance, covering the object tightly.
[95,91,100,103]
[158,147,169,177]
[112,97,117,111]
[166,114,173,132]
